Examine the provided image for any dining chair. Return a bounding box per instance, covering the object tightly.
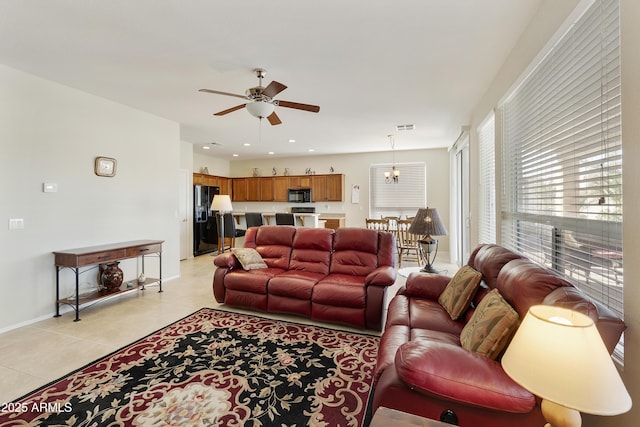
[275,213,296,225]
[245,212,265,228]
[396,219,422,267]
[365,218,389,231]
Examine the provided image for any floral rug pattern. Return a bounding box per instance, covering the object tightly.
[0,309,379,426]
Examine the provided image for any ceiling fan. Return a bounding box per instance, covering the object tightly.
[199,68,320,125]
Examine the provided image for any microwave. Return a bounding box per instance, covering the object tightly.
[288,188,312,203]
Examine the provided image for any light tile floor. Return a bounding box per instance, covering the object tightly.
[0,253,457,403]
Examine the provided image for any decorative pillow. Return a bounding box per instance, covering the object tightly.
[438,265,482,320]
[460,289,519,360]
[231,248,268,270]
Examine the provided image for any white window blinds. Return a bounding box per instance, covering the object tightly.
[369,162,426,218]
[478,113,496,244]
[500,0,623,358]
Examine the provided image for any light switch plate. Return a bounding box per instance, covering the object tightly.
[43,183,58,193]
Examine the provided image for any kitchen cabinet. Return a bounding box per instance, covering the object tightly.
[273,177,289,202]
[312,174,344,202]
[193,173,231,195]
[232,178,248,201]
[260,178,274,201]
[288,176,311,189]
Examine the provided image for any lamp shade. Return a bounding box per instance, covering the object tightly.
[408,207,448,237]
[502,305,631,416]
[246,100,275,118]
[210,194,233,212]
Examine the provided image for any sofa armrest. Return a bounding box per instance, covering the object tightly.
[404,272,451,300]
[395,341,536,413]
[213,252,240,269]
[365,266,396,286]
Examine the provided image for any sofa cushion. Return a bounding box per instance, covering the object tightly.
[496,258,572,317]
[470,244,523,289]
[438,265,482,320]
[268,271,325,299]
[314,274,366,308]
[289,228,334,274]
[252,226,295,269]
[330,228,379,276]
[231,248,268,270]
[224,268,285,294]
[408,298,465,336]
[461,289,519,360]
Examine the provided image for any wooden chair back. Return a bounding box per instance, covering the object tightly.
[365,218,389,231]
[396,219,422,267]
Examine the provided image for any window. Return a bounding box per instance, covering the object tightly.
[478,113,496,244]
[500,0,623,359]
[369,162,426,219]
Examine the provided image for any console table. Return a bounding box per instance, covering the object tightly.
[53,240,163,321]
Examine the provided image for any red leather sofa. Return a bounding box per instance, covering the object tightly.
[212,225,396,330]
[372,244,626,426]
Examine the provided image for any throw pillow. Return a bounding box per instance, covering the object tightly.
[231,248,268,270]
[460,289,519,360]
[438,265,483,320]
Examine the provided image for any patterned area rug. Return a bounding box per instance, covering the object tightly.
[1,308,379,426]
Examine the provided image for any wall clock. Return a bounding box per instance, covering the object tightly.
[95,156,117,177]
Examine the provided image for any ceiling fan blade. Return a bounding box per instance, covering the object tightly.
[262,80,287,98]
[267,111,282,126]
[214,104,246,116]
[276,100,320,113]
[199,89,247,100]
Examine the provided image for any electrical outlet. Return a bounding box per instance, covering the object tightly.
[8,218,24,230]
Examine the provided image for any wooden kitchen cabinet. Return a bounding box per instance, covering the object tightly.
[260,178,274,201]
[326,174,345,201]
[312,175,327,202]
[288,176,311,189]
[312,174,344,202]
[232,178,248,201]
[273,177,289,202]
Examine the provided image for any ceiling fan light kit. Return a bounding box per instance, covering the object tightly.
[246,100,275,119]
[199,68,320,126]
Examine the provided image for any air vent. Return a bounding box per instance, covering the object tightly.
[395,124,415,131]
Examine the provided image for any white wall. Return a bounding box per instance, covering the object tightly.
[228,148,451,254]
[0,65,181,330]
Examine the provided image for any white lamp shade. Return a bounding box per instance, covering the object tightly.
[246,101,275,118]
[210,194,233,212]
[502,305,631,416]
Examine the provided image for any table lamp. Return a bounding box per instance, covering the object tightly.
[210,195,233,253]
[408,207,448,273]
[502,305,631,427]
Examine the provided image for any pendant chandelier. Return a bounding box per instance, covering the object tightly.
[384,134,400,184]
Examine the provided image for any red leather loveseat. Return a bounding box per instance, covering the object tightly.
[212,225,396,330]
[372,244,626,426]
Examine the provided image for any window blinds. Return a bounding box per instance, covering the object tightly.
[500,0,623,358]
[369,162,426,218]
[478,113,496,244]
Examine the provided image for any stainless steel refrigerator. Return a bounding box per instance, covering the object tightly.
[193,185,220,256]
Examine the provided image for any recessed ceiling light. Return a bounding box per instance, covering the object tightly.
[289,139,296,143]
[202,146,210,150]
[243,143,251,146]
[308,149,315,152]
[232,154,239,157]
[268,151,275,155]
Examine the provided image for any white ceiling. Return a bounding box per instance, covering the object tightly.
[0,0,543,160]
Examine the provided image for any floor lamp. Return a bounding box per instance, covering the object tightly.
[210,195,233,253]
[408,207,448,273]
